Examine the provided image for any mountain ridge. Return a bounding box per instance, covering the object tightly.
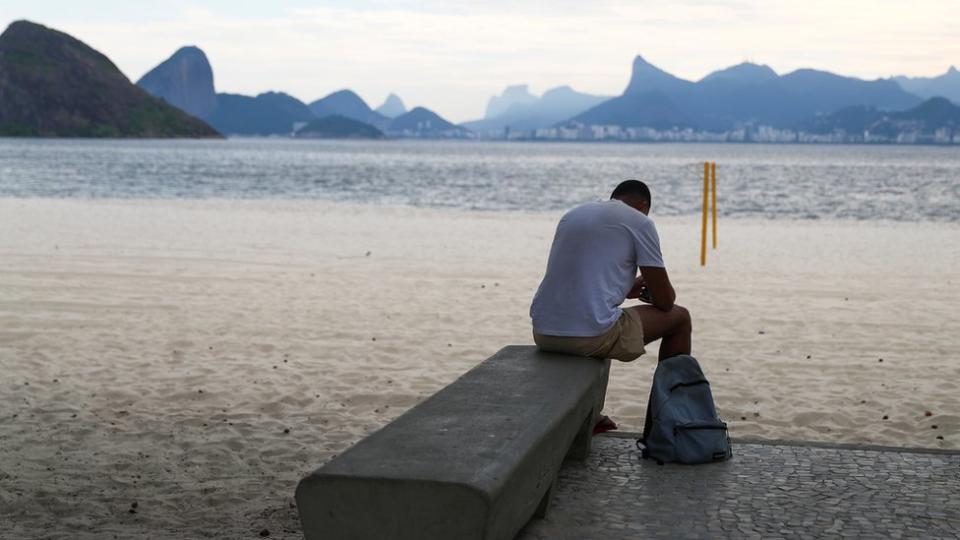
[700,62,778,85]
[466,85,609,132]
[484,85,538,119]
[571,55,923,131]
[894,67,960,104]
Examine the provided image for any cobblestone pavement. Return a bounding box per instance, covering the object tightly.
[518,434,960,540]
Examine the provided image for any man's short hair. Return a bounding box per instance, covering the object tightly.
[610,179,651,205]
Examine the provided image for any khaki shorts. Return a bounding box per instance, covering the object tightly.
[533,307,647,362]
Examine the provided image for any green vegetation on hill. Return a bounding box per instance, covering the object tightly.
[804,97,960,139]
[388,107,470,138]
[295,115,384,139]
[0,20,220,138]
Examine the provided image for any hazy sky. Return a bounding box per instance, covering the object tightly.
[2,0,957,121]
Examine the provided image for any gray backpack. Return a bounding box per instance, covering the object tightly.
[639,355,732,464]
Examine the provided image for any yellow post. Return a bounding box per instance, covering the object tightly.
[701,162,708,266]
[711,162,717,249]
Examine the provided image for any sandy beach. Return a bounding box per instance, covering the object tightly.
[1,197,958,538]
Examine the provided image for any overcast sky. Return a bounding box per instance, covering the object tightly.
[2,0,957,122]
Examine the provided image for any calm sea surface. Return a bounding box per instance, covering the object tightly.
[1,138,957,222]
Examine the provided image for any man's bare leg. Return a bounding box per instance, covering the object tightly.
[630,304,692,361]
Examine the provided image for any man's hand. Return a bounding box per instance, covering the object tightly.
[626,276,652,303]
[638,266,676,312]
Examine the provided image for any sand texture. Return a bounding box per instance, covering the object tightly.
[1,198,958,538]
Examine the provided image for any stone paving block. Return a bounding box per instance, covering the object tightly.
[517,435,960,540]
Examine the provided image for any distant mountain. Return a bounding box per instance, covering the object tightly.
[780,69,918,119]
[622,55,693,97]
[0,20,219,138]
[572,55,923,131]
[567,90,691,130]
[136,46,217,120]
[894,67,960,104]
[308,90,389,130]
[687,66,919,130]
[208,91,314,136]
[569,57,695,129]
[803,97,960,140]
[700,62,778,85]
[465,85,610,132]
[388,107,470,138]
[375,93,407,118]
[294,114,384,139]
[485,85,538,119]
[138,46,312,135]
[903,96,960,126]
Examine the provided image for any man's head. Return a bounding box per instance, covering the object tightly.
[610,179,651,215]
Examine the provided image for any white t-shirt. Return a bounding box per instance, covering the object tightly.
[530,199,665,337]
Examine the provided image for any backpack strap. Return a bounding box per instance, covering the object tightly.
[641,383,655,443]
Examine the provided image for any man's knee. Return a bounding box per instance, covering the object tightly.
[671,304,692,331]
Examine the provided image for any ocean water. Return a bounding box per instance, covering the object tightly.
[1,138,957,221]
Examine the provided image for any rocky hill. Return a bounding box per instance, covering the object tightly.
[0,20,219,137]
[309,90,389,130]
[208,91,314,136]
[136,46,218,120]
[375,93,407,118]
[388,107,470,138]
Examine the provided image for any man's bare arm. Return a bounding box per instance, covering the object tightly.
[638,266,675,312]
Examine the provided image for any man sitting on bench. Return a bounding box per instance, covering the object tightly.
[529,180,693,429]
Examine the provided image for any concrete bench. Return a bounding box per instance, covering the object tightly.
[296,345,611,540]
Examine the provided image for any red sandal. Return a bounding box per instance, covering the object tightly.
[592,414,618,435]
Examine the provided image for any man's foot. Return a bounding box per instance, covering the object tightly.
[592,415,618,435]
